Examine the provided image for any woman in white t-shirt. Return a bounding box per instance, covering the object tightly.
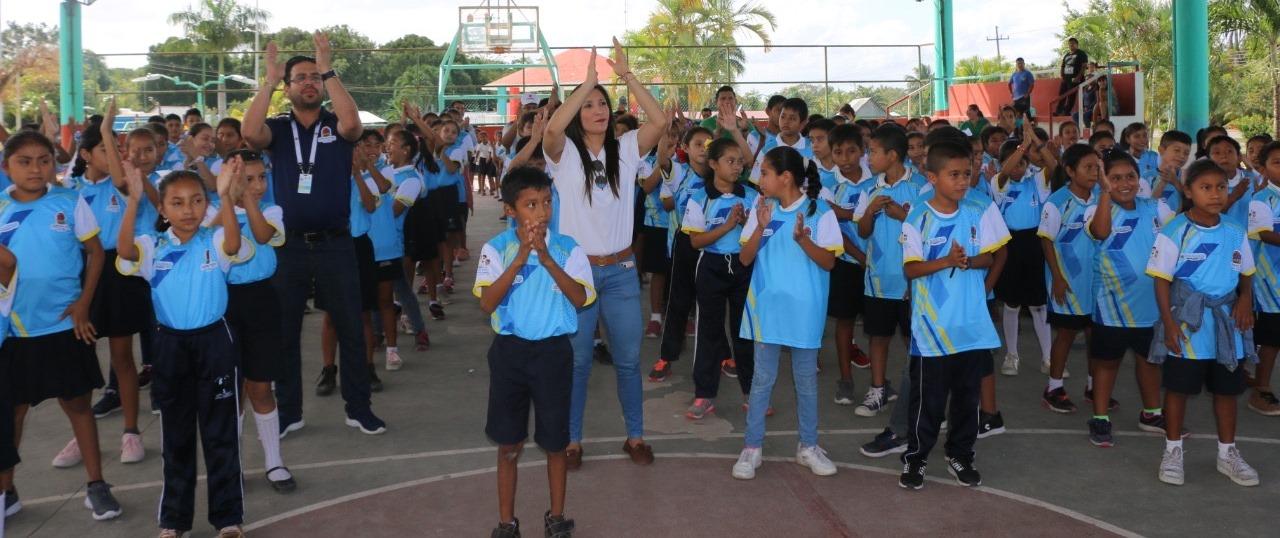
[543,39,669,468]
[475,135,496,196]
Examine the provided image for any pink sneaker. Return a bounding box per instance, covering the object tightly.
[121,433,145,464]
[52,438,82,468]
[442,275,456,294]
[385,348,404,371]
[644,320,661,339]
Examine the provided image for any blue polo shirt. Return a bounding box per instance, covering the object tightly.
[473,229,596,340]
[118,227,253,330]
[1010,70,1035,100]
[266,109,354,232]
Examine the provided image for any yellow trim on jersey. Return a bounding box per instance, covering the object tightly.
[903,254,924,263]
[227,238,256,265]
[0,267,16,300]
[576,278,597,307]
[1179,323,1197,359]
[1098,255,1137,326]
[9,312,27,337]
[472,280,495,299]
[1035,229,1055,241]
[267,221,287,247]
[826,245,846,258]
[745,288,761,340]
[980,234,1012,255]
[1243,266,1258,277]
[1146,268,1173,282]
[913,282,956,354]
[394,194,417,207]
[115,239,145,276]
[77,228,100,243]
[681,224,706,235]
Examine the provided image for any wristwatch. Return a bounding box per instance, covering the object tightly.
[320,69,338,82]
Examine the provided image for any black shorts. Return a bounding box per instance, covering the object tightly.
[1089,324,1153,361]
[827,259,865,320]
[1162,356,1247,396]
[1255,312,1280,347]
[375,259,402,283]
[863,296,910,338]
[354,234,379,312]
[1048,312,1091,331]
[632,191,646,244]
[639,225,670,275]
[0,381,18,471]
[1,329,102,406]
[977,349,995,377]
[403,201,441,262]
[485,334,572,452]
[431,189,463,233]
[994,229,1047,307]
[458,202,470,227]
[227,280,285,382]
[90,250,154,337]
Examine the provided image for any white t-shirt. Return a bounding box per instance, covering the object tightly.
[546,130,642,256]
[477,143,494,160]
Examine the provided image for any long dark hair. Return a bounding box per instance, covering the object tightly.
[73,123,107,178]
[154,170,205,232]
[2,131,56,165]
[565,84,619,203]
[763,146,821,216]
[1051,143,1097,193]
[387,129,419,166]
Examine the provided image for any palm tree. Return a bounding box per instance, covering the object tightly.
[1213,0,1280,134]
[169,0,270,117]
[904,64,934,117]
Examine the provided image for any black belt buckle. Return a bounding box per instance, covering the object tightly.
[300,230,328,243]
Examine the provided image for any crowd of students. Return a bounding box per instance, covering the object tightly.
[0,38,1277,538]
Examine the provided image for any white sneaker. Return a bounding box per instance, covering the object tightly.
[1217,446,1260,486]
[120,433,145,464]
[796,444,837,476]
[1040,360,1070,378]
[1000,352,1019,376]
[854,387,887,417]
[398,314,415,335]
[52,438,82,468]
[385,348,403,371]
[1159,446,1185,485]
[731,447,762,480]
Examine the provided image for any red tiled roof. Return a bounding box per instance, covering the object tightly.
[484,48,617,89]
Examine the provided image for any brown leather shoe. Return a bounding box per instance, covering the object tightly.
[623,440,654,465]
[566,446,583,470]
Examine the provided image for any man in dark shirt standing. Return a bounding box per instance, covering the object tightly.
[1054,38,1089,116]
[242,33,386,437]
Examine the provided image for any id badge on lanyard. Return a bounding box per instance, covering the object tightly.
[292,121,321,195]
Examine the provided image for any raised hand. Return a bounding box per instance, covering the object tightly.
[793,213,811,242]
[755,196,772,226]
[604,37,630,78]
[947,240,968,269]
[103,97,119,127]
[122,158,145,201]
[532,107,549,137]
[726,203,746,227]
[585,47,599,86]
[265,42,284,85]
[717,110,740,133]
[314,32,333,73]
[216,155,244,199]
[39,100,60,141]
[403,100,422,123]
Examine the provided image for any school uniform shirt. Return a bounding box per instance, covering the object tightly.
[644,163,674,230]
[661,162,706,256]
[852,171,923,299]
[1225,170,1256,227]
[473,229,596,340]
[547,130,644,256]
[117,227,253,330]
[992,170,1044,231]
[901,199,1010,357]
[817,159,838,191]
[202,202,285,285]
[444,141,470,204]
[1133,149,1159,178]
[1038,187,1098,316]
[368,165,423,262]
[74,175,129,251]
[1249,182,1280,313]
[750,135,812,184]
[1086,198,1175,327]
[820,168,874,264]
[0,186,99,337]
[161,143,186,172]
[349,173,377,237]
[738,196,843,349]
[0,271,15,346]
[747,131,778,182]
[416,160,441,193]
[1138,170,1182,212]
[1146,214,1255,360]
[682,181,759,255]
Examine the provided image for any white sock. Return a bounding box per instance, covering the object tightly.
[1166,438,1183,451]
[237,412,244,439]
[1218,442,1236,459]
[650,313,661,322]
[1047,377,1064,391]
[255,410,291,481]
[386,346,398,354]
[1002,306,1021,355]
[1029,305,1051,362]
[594,338,603,346]
[1087,375,1094,391]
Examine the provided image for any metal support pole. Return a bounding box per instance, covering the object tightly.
[823,46,830,114]
[58,0,85,146]
[1172,0,1209,133]
[931,0,953,114]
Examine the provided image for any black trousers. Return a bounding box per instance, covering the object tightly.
[659,232,698,362]
[693,252,754,398]
[1055,78,1080,115]
[902,350,986,465]
[151,320,243,531]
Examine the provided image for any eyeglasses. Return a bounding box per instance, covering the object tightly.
[590,160,607,189]
[290,74,324,85]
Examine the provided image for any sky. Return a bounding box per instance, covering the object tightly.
[5,0,1087,93]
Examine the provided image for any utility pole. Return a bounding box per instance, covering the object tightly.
[986,25,1010,64]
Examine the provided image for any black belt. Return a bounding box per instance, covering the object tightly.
[289,228,349,243]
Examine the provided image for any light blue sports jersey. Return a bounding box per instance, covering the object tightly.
[0,162,11,191]
[161,143,186,171]
[73,175,128,250]
[118,227,252,330]
[1147,214,1254,360]
[473,229,596,340]
[902,199,1010,356]
[994,171,1043,231]
[1090,198,1168,327]
[826,170,874,264]
[1134,149,1159,179]
[1039,187,1098,316]
[0,187,99,337]
[907,169,930,193]
[1225,171,1255,227]
[854,172,923,299]
[739,197,844,349]
[444,141,469,203]
[664,163,706,254]
[1140,171,1182,212]
[817,161,838,191]
[682,182,759,255]
[368,165,423,262]
[641,155,669,228]
[349,172,376,237]
[210,201,284,285]
[1250,183,1280,313]
[507,186,561,235]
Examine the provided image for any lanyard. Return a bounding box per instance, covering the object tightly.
[291,120,321,174]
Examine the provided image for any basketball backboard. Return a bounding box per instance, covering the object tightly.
[459,2,540,54]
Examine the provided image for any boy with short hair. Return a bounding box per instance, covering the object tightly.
[906,131,927,173]
[750,98,813,183]
[825,124,874,402]
[1141,130,1193,210]
[475,167,594,538]
[898,141,1011,489]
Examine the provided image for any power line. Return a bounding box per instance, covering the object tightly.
[986,25,1010,63]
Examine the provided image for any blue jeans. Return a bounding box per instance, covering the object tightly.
[745,343,819,448]
[569,257,644,442]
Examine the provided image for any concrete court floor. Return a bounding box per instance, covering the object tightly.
[4,193,1278,538]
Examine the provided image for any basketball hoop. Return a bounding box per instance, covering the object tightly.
[492,45,510,54]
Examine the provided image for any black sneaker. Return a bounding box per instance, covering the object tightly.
[1083,388,1119,411]
[945,457,982,487]
[491,519,520,538]
[4,488,20,518]
[648,359,671,382]
[429,302,446,321]
[1087,417,1114,447]
[1042,387,1077,413]
[544,510,575,538]
[92,390,121,419]
[899,460,926,490]
[137,365,153,389]
[978,411,1006,439]
[83,481,122,520]
[345,408,387,435]
[315,365,337,397]
[860,428,908,458]
[368,364,384,393]
[593,342,613,365]
[884,380,899,402]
